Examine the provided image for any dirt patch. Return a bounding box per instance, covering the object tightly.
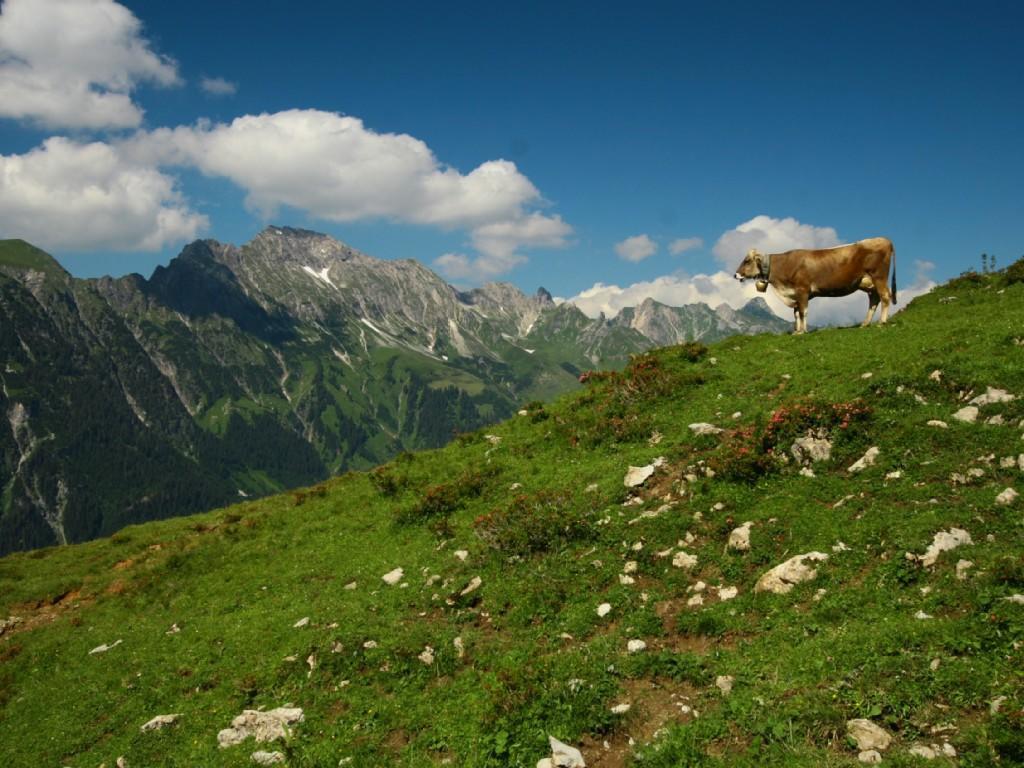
[384,727,411,753]
[581,677,701,768]
[3,588,88,638]
[112,558,134,571]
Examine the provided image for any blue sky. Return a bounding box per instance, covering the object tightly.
[0,0,1021,322]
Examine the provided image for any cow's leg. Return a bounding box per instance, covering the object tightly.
[862,289,880,326]
[795,294,809,334]
[875,277,893,324]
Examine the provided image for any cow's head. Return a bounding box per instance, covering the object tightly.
[733,248,766,282]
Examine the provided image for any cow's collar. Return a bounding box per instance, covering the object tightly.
[758,254,771,282]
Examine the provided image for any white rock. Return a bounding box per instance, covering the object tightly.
[690,580,706,593]
[731,411,742,419]
[987,415,1005,425]
[454,550,469,561]
[626,639,647,653]
[453,636,465,658]
[597,602,612,618]
[955,559,974,580]
[718,586,739,601]
[140,714,180,732]
[755,552,829,594]
[918,528,972,567]
[484,434,502,445]
[915,610,933,620]
[847,719,893,751]
[849,446,880,473]
[344,581,357,590]
[929,369,943,381]
[618,574,635,585]
[927,419,948,429]
[672,550,698,569]
[858,749,883,764]
[518,409,529,416]
[88,639,122,655]
[548,735,586,767]
[585,483,599,492]
[941,743,957,757]
[990,695,1008,714]
[292,617,310,628]
[832,541,851,553]
[166,623,181,635]
[953,406,979,423]
[861,372,873,379]
[791,435,832,464]
[813,588,827,601]
[623,464,656,488]
[886,470,903,480]
[418,646,435,665]
[217,708,304,748]
[799,467,815,477]
[908,744,937,759]
[251,751,286,766]
[363,640,378,649]
[996,487,1019,505]
[459,576,482,597]
[728,521,753,552]
[689,423,723,436]
[971,387,1016,406]
[1000,456,1018,469]
[930,658,941,671]
[610,703,631,714]
[623,560,638,574]
[382,567,404,585]
[715,675,734,695]
[1003,594,1024,604]
[687,595,704,607]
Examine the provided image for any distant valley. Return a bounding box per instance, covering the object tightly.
[0,227,788,553]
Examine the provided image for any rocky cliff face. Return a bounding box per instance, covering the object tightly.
[0,228,788,553]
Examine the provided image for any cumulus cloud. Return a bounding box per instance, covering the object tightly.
[669,236,702,255]
[199,76,236,96]
[125,109,570,276]
[712,215,841,267]
[615,234,657,262]
[569,259,936,328]
[0,137,206,251]
[0,0,180,129]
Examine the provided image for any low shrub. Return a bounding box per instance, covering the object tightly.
[473,489,593,556]
[396,465,500,525]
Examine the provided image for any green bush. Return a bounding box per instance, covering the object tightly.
[473,489,593,555]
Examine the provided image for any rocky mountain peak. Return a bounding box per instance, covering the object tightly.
[246,226,360,266]
[535,286,554,305]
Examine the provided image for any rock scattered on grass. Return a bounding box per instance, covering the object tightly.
[847,719,892,752]
[915,610,934,620]
[292,617,309,628]
[970,387,1016,406]
[1003,594,1024,604]
[537,735,586,768]
[597,602,612,618]
[995,487,1019,506]
[858,749,883,764]
[755,552,829,594]
[953,406,979,423]
[382,567,404,585]
[990,695,1008,714]
[718,586,739,601]
[849,446,880,473]
[251,751,285,766]
[140,714,180,732]
[460,576,482,596]
[917,528,972,567]
[791,434,832,464]
[908,744,937,759]
[728,521,753,552]
[627,639,647,653]
[610,703,631,714]
[454,550,468,561]
[453,636,465,658]
[88,639,122,655]
[0,616,22,636]
[715,675,734,696]
[672,551,698,569]
[344,581,357,590]
[217,708,304,748]
[955,559,974,580]
[418,646,435,665]
[689,422,723,436]
[927,419,948,429]
[166,623,181,635]
[799,467,815,477]
[623,464,656,488]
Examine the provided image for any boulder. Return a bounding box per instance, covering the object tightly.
[791,435,832,464]
[382,567,404,585]
[217,708,304,748]
[715,675,734,695]
[996,487,1019,506]
[858,750,882,764]
[546,735,586,767]
[688,423,723,436]
[755,552,829,594]
[728,522,753,551]
[623,464,656,488]
[847,719,892,752]
[970,387,1015,406]
[626,639,647,653]
[672,551,698,569]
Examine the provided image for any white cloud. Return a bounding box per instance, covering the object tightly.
[199,76,236,96]
[127,109,570,277]
[615,234,657,262]
[569,260,936,328]
[0,137,206,251]
[712,215,840,267]
[669,237,702,255]
[0,0,180,129]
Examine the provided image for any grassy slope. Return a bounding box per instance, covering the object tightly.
[1,275,1023,767]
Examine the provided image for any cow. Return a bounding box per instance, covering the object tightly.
[732,237,896,334]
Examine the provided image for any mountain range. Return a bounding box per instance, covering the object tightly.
[0,227,788,553]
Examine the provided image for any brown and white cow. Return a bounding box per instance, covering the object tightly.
[733,237,896,334]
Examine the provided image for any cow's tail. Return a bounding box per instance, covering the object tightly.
[890,242,897,304]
